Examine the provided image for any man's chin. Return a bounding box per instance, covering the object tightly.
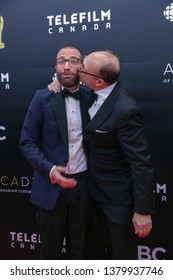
[62,79,80,88]
[60,78,72,86]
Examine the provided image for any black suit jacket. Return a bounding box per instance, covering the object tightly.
[85,81,154,214]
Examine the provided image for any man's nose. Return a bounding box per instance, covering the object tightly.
[64,60,70,69]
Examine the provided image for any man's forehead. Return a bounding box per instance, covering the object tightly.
[57,48,80,57]
[83,55,99,69]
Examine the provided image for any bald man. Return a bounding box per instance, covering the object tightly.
[77,51,154,260]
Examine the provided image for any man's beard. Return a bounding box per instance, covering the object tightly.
[57,72,79,88]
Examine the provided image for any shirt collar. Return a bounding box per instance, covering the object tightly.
[61,86,80,92]
[94,82,117,101]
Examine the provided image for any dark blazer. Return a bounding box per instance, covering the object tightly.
[19,85,93,211]
[85,81,154,214]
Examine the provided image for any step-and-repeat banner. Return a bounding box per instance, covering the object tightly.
[0,0,173,259]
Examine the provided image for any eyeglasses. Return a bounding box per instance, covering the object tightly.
[78,64,104,80]
[56,57,82,66]
[78,69,104,80]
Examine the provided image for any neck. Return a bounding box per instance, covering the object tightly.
[68,87,79,92]
[64,85,79,92]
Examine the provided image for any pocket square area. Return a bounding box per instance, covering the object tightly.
[95,130,109,133]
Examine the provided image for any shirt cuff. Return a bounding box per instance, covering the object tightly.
[49,165,56,184]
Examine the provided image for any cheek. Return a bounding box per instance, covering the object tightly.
[55,65,62,74]
[76,65,81,71]
[79,73,86,84]
[81,77,93,88]
[78,72,82,79]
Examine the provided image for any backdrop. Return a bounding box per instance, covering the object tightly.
[0,0,173,260]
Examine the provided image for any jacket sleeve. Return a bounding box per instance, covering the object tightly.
[116,107,154,214]
[19,90,54,181]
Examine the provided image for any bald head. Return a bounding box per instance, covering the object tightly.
[84,51,121,84]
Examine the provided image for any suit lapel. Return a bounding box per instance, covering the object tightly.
[79,90,93,132]
[85,82,122,132]
[51,93,68,148]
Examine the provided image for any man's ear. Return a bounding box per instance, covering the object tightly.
[96,78,104,88]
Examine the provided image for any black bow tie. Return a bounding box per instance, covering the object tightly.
[89,89,97,101]
[62,88,80,100]
[94,93,98,101]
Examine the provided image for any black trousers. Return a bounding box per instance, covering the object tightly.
[36,171,91,260]
[94,202,137,260]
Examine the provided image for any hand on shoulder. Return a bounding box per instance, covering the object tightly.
[48,80,61,93]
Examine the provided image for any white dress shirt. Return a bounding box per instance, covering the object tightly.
[50,87,87,181]
[64,95,87,174]
[89,82,117,119]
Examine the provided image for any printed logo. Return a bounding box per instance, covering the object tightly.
[10,231,66,253]
[0,16,5,49]
[47,9,111,34]
[0,125,6,141]
[0,72,10,91]
[163,63,173,84]
[138,245,166,260]
[0,175,32,194]
[163,3,173,22]
[10,231,41,250]
[153,183,167,202]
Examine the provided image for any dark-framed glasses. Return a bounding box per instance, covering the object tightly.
[78,64,104,80]
[78,69,104,80]
[56,57,82,66]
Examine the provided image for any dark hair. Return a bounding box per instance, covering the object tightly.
[58,45,84,61]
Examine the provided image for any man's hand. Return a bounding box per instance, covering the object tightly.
[48,80,61,93]
[132,212,152,238]
[51,166,77,188]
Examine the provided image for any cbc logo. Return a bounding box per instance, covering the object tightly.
[0,126,6,141]
[163,3,173,22]
[138,246,166,260]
